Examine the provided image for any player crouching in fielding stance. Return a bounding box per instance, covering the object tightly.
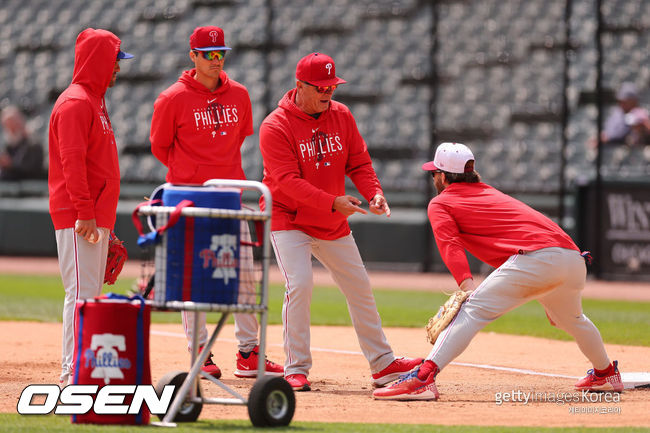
[374,142,623,400]
[259,53,422,391]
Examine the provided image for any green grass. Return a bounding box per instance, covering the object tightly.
[1,275,649,433]
[2,414,649,433]
[0,274,649,346]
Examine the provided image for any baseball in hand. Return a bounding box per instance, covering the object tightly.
[75,220,101,244]
[88,231,102,244]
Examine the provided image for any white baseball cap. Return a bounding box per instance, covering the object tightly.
[422,142,475,174]
[616,82,638,101]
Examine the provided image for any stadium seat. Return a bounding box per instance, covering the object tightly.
[0,0,648,199]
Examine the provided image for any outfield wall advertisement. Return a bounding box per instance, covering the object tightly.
[578,180,650,281]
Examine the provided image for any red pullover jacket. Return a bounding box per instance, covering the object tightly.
[260,89,383,240]
[150,69,253,184]
[48,28,122,230]
[427,182,579,284]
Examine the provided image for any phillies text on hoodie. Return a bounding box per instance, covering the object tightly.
[150,69,253,184]
[260,89,383,240]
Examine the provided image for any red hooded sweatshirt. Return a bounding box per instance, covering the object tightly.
[150,69,253,184]
[428,182,579,285]
[260,89,383,240]
[48,28,122,230]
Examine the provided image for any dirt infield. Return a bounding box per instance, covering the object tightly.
[1,321,649,427]
[1,256,649,427]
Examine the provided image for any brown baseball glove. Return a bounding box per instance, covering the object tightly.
[104,231,128,285]
[426,290,470,345]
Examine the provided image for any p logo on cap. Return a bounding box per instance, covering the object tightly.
[190,26,232,51]
[296,53,347,87]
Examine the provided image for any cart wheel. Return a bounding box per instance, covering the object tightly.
[247,376,295,427]
[155,370,203,422]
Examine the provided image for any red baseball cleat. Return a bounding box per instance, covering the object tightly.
[373,368,439,401]
[234,345,284,378]
[285,374,311,391]
[575,360,623,392]
[199,348,222,379]
[371,357,423,387]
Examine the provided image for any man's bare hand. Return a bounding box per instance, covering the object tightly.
[459,278,476,293]
[333,195,367,217]
[75,218,100,244]
[369,194,391,217]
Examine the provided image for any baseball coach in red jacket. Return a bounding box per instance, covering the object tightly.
[259,52,422,392]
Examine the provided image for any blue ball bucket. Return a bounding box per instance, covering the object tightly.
[159,185,241,304]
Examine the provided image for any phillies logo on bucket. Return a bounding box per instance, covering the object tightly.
[17,384,175,415]
[199,234,238,284]
[325,63,332,75]
[209,30,218,43]
[84,333,132,384]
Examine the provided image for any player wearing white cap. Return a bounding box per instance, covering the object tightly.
[374,142,623,400]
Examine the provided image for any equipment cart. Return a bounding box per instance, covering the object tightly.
[133,179,294,428]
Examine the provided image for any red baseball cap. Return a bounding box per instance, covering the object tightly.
[296,53,346,87]
[190,26,231,51]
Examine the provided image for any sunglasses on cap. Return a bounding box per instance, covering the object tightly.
[193,50,226,61]
[301,81,338,93]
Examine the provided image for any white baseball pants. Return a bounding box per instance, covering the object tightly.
[55,227,110,384]
[182,221,259,352]
[428,247,611,372]
[271,230,395,377]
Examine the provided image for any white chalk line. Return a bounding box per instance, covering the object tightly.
[151,329,580,379]
[451,362,579,379]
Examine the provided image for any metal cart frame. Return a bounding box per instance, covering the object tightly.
[135,180,293,428]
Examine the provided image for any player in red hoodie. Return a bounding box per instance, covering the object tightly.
[259,53,422,391]
[373,142,622,401]
[48,28,133,386]
[150,26,283,379]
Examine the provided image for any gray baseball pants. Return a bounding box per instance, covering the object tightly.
[271,230,395,377]
[55,227,110,384]
[428,247,611,372]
